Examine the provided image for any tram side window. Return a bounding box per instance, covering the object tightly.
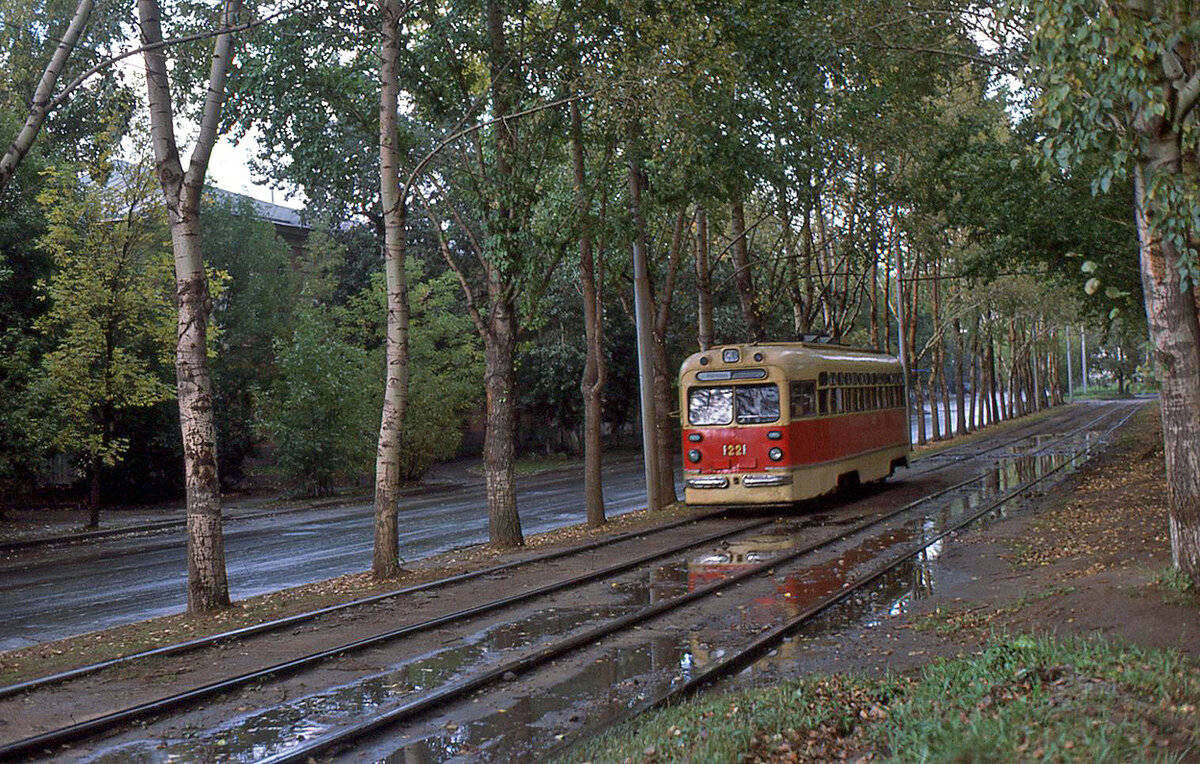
[688,387,733,426]
[735,384,780,424]
[790,381,817,418]
[818,388,830,415]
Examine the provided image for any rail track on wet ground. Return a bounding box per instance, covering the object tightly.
[0,401,1141,762]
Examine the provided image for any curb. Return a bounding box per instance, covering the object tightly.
[0,481,464,554]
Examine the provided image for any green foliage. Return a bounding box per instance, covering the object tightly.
[217,1,380,224]
[1025,0,1200,287]
[202,192,298,484]
[255,306,376,497]
[0,0,137,172]
[0,327,45,503]
[340,260,482,481]
[33,157,176,475]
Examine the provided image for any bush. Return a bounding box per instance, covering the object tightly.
[256,307,376,497]
[340,265,482,482]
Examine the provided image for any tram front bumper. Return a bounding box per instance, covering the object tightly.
[685,476,730,489]
[741,473,793,487]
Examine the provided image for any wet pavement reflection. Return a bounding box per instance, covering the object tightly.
[84,442,1092,763]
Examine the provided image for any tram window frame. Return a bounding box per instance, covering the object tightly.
[688,386,734,426]
[790,380,817,418]
[734,383,781,424]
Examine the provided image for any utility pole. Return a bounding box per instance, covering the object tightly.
[895,242,911,443]
[628,121,662,511]
[1080,326,1088,394]
[1065,327,1074,398]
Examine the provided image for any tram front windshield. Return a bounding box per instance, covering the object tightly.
[688,384,779,426]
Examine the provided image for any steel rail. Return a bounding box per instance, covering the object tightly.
[0,404,1129,762]
[0,402,1099,701]
[555,402,1145,758]
[0,509,729,701]
[0,401,1098,702]
[0,515,777,761]
[260,403,1138,764]
[257,465,1062,763]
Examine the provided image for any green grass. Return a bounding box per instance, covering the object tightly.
[1067,386,1147,401]
[559,635,1199,763]
[1155,567,1196,596]
[468,452,579,477]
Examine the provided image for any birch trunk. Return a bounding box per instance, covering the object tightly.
[372,0,411,578]
[482,0,524,546]
[139,0,237,612]
[696,210,713,350]
[955,318,967,436]
[1134,147,1200,578]
[484,294,523,546]
[0,0,93,195]
[730,195,763,342]
[570,98,605,527]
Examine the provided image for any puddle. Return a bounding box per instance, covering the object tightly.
[84,450,1088,763]
[84,601,643,763]
[355,449,1087,762]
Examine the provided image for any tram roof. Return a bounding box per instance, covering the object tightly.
[680,342,902,377]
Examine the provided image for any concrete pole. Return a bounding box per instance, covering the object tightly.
[1080,326,1088,394]
[628,125,662,511]
[1065,327,1074,398]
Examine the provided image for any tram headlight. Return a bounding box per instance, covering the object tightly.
[768,447,783,461]
[688,449,702,463]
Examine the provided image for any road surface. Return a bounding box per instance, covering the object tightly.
[0,457,668,650]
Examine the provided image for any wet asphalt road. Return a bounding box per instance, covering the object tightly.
[0,457,674,651]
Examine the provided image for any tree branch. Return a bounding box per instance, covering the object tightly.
[416,189,487,336]
[0,0,94,196]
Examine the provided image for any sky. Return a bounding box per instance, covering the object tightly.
[111,35,305,211]
[205,129,304,208]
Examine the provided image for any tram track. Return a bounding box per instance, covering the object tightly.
[0,402,1135,762]
[668,404,1140,692]
[254,402,1138,763]
[0,402,1097,703]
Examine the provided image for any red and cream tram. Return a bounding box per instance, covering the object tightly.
[679,342,910,506]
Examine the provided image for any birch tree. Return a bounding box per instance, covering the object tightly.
[138,0,242,612]
[0,0,94,195]
[1028,0,1200,578]
[372,0,410,577]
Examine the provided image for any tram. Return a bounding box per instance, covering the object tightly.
[679,341,910,506]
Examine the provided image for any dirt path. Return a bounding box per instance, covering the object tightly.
[770,403,1199,681]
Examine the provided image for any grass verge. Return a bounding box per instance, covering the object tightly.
[561,634,1199,763]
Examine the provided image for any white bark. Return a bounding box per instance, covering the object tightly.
[372,0,411,578]
[0,0,94,195]
[139,0,243,612]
